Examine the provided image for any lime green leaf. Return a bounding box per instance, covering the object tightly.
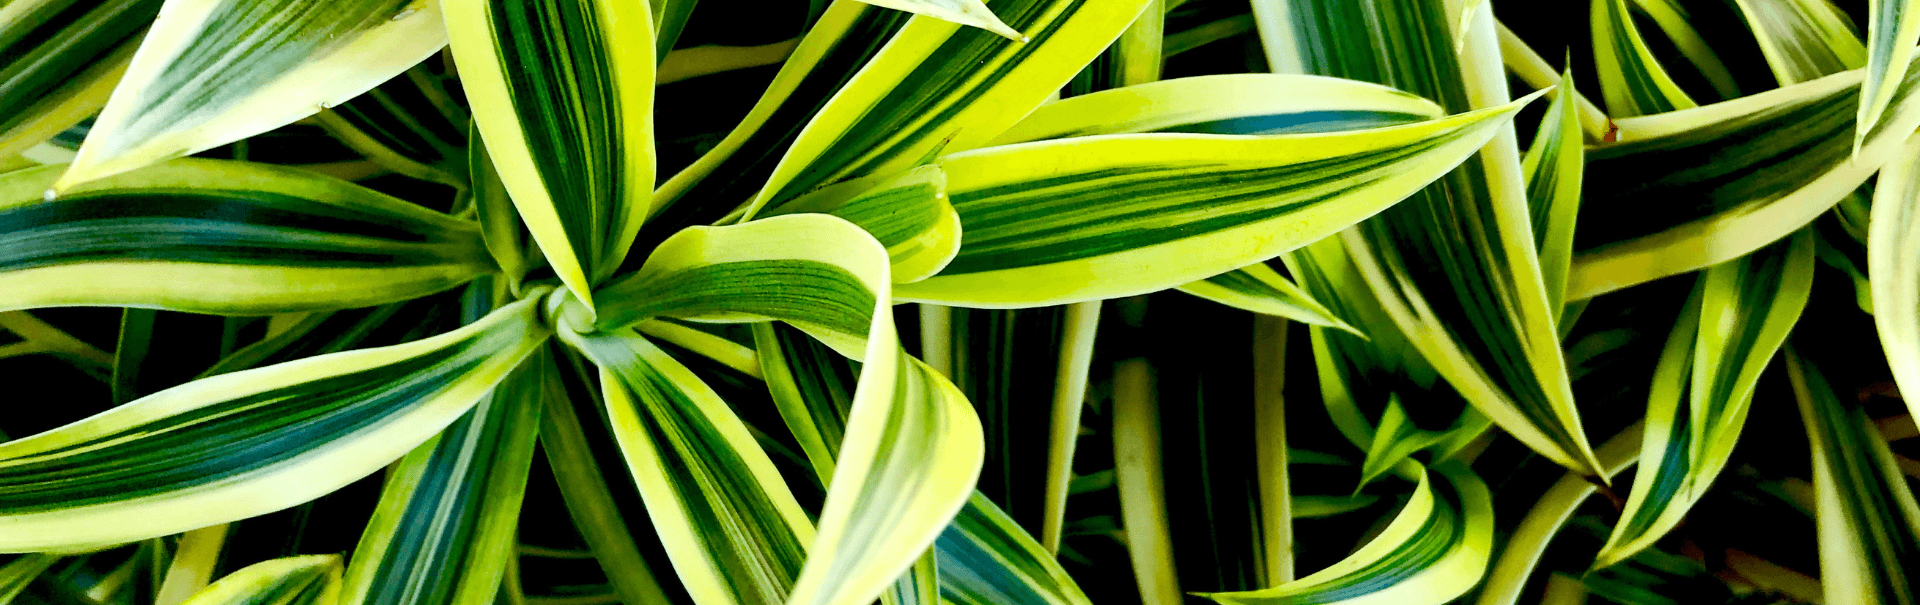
[891,93,1539,308]
[1594,233,1814,569]
[1861,0,1920,151]
[182,556,342,605]
[1494,21,1615,142]
[1570,65,1920,299]
[0,554,58,605]
[991,74,1442,145]
[1870,136,1920,431]
[650,3,910,233]
[1522,68,1585,318]
[1626,0,1740,98]
[444,0,655,307]
[1477,423,1643,605]
[0,159,492,316]
[1591,0,1696,117]
[1291,495,1381,519]
[851,0,1022,40]
[1177,263,1360,336]
[558,328,815,605]
[1356,396,1451,488]
[743,0,1155,217]
[311,66,471,189]
[766,165,961,284]
[1733,0,1866,86]
[1785,350,1920,605]
[1197,464,1492,605]
[55,0,447,191]
[0,295,549,552]
[0,0,158,159]
[472,128,535,293]
[340,347,545,605]
[588,214,984,605]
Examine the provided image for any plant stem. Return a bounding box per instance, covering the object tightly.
[1040,301,1102,553]
[1252,315,1294,585]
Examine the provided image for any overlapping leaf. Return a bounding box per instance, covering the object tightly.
[743,0,1155,218]
[1178,263,1357,335]
[0,295,548,551]
[1869,136,1920,427]
[0,160,492,315]
[764,165,961,284]
[1591,0,1696,116]
[1197,464,1493,605]
[1785,351,1920,605]
[0,0,160,159]
[1522,68,1585,320]
[1594,233,1814,569]
[181,556,341,605]
[312,66,470,188]
[850,0,1021,40]
[445,0,655,305]
[1570,65,1920,299]
[992,74,1443,145]
[56,0,447,190]
[1733,0,1865,86]
[890,93,1538,308]
[1861,0,1920,150]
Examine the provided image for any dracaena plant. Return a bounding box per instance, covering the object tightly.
[3,0,1920,604]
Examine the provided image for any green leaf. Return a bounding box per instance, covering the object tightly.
[1732,0,1866,86]
[1477,423,1644,605]
[1196,464,1493,605]
[312,66,471,189]
[586,214,984,605]
[991,74,1443,144]
[0,159,493,316]
[1570,65,1920,299]
[1356,395,1452,488]
[54,0,447,190]
[1861,0,1920,150]
[1625,0,1740,98]
[1594,232,1814,569]
[181,556,342,605]
[444,0,655,307]
[339,344,545,605]
[1522,68,1585,318]
[0,294,549,552]
[0,0,159,159]
[0,554,58,605]
[743,0,1155,217]
[1784,350,1920,605]
[850,0,1022,40]
[1869,136,1920,433]
[766,165,962,284]
[1590,0,1696,117]
[890,93,1539,308]
[1177,263,1360,336]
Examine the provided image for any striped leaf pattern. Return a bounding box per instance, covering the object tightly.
[988,73,1443,145]
[1861,0,1920,150]
[766,165,961,284]
[56,0,448,190]
[565,328,815,605]
[1177,263,1358,335]
[1626,0,1740,98]
[0,160,492,315]
[1521,68,1584,319]
[0,554,57,604]
[339,346,545,605]
[890,94,1538,308]
[1197,464,1493,605]
[1869,136,1920,428]
[445,0,654,305]
[1784,351,1920,605]
[312,66,471,188]
[744,0,1155,217]
[1594,232,1814,569]
[1571,64,1920,299]
[182,556,342,605]
[1591,0,1695,117]
[0,0,160,159]
[850,0,1021,40]
[1733,0,1866,86]
[0,295,549,552]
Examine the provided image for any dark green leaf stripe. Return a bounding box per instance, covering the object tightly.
[767,0,1091,204]
[1787,351,1920,605]
[936,494,1095,605]
[185,556,342,605]
[485,0,630,278]
[573,330,810,605]
[202,297,458,378]
[644,4,909,246]
[0,0,160,134]
[343,351,544,605]
[938,134,1456,275]
[756,322,857,479]
[1592,0,1694,117]
[829,180,946,249]
[596,260,875,342]
[0,296,548,551]
[117,0,412,147]
[1734,0,1864,85]
[1164,111,1431,135]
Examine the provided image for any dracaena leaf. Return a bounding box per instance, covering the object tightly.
[1571,64,1920,299]
[766,165,962,284]
[311,66,471,189]
[1595,232,1813,569]
[1733,0,1866,86]
[1521,68,1584,318]
[55,0,447,190]
[742,0,1155,218]
[182,556,343,605]
[0,160,493,316]
[1177,263,1360,336]
[851,0,1022,40]
[0,0,158,159]
[889,93,1538,308]
[444,0,655,307]
[990,74,1443,144]
[1861,0,1920,150]
[1590,0,1695,117]
[1869,136,1920,431]
[0,295,549,551]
